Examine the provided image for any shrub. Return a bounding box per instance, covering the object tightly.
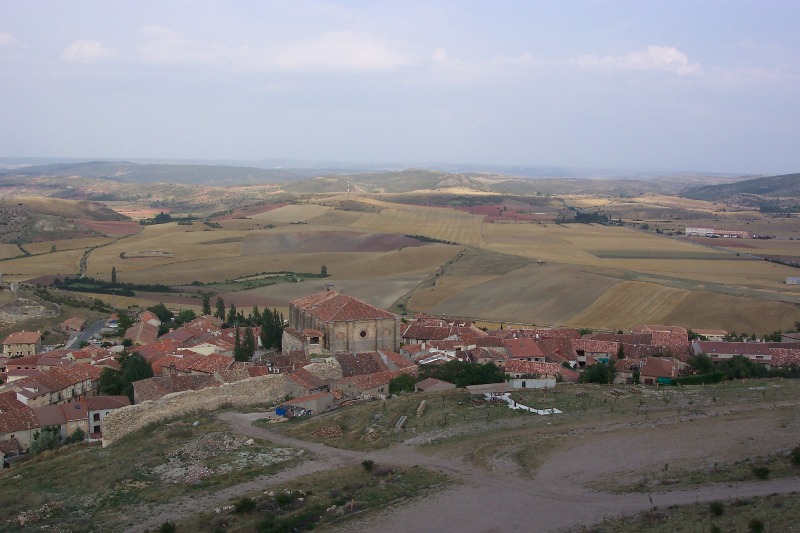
[275,492,295,506]
[752,466,771,480]
[709,501,724,517]
[158,522,176,533]
[748,518,764,533]
[233,496,256,514]
[791,445,800,467]
[362,459,375,472]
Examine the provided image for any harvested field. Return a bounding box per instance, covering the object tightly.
[247,204,331,222]
[0,243,23,259]
[1,249,85,280]
[225,274,425,310]
[213,202,288,221]
[304,209,362,227]
[570,280,800,332]
[350,203,484,246]
[241,231,426,255]
[24,236,113,255]
[409,264,620,325]
[98,245,459,286]
[79,219,142,236]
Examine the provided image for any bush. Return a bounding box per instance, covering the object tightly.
[752,466,771,480]
[233,496,256,514]
[670,372,725,386]
[748,518,764,533]
[709,501,724,517]
[275,492,295,507]
[362,459,375,472]
[158,522,176,533]
[791,445,800,467]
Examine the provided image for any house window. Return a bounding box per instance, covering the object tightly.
[360,330,367,338]
[522,381,526,388]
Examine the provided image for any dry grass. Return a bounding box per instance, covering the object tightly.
[2,249,85,280]
[248,204,332,222]
[350,203,485,246]
[24,237,114,256]
[0,243,23,259]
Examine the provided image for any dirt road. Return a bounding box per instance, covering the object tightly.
[129,407,800,533]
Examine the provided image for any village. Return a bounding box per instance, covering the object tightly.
[3,286,800,463]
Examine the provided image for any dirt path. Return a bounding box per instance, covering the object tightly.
[127,407,800,533]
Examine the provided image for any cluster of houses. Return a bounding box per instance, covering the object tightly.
[2,289,800,461]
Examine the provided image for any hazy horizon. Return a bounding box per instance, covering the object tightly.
[2,1,798,175]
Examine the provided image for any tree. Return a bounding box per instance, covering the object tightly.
[111,266,117,285]
[50,244,57,253]
[227,303,238,325]
[260,308,284,350]
[418,361,505,388]
[117,310,133,333]
[99,367,124,395]
[176,309,196,325]
[688,353,715,374]
[238,325,256,362]
[64,427,85,444]
[215,296,226,320]
[233,326,243,361]
[389,373,416,393]
[100,352,155,402]
[580,361,616,384]
[147,303,174,323]
[250,305,261,325]
[201,293,212,316]
[617,344,625,360]
[320,265,328,278]
[30,426,61,454]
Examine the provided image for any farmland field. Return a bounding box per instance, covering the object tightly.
[5,187,800,334]
[0,243,22,259]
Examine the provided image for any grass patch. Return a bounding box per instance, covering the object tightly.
[581,492,800,533]
[599,448,800,494]
[0,411,305,531]
[176,463,450,532]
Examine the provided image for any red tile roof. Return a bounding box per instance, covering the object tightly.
[293,292,395,322]
[695,341,772,357]
[334,352,389,377]
[86,395,131,411]
[3,331,41,345]
[572,339,619,355]
[639,357,682,378]
[0,391,38,433]
[287,367,328,391]
[503,338,547,359]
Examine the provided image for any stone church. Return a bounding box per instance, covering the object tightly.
[282,291,401,356]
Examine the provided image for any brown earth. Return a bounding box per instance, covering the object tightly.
[128,394,800,533]
[241,231,427,255]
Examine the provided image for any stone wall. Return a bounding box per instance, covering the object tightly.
[101,374,306,447]
[302,358,343,381]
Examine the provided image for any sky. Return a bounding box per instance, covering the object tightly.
[1,1,798,174]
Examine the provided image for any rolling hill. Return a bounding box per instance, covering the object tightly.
[681,172,800,206]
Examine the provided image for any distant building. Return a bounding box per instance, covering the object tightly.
[2,331,42,358]
[684,227,752,238]
[787,277,800,285]
[282,291,401,356]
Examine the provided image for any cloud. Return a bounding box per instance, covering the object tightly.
[269,31,410,71]
[0,32,17,47]
[432,47,448,64]
[577,45,701,76]
[138,26,409,71]
[61,39,116,62]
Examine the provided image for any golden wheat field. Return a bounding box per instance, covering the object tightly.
[0,243,22,260]
[24,237,114,256]
[7,193,800,332]
[1,249,85,280]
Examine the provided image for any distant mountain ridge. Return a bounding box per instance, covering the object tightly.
[681,173,800,203]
